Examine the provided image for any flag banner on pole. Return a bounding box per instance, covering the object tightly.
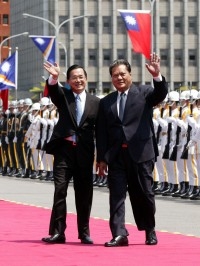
[0,52,16,90]
[0,89,9,111]
[29,35,56,63]
[118,10,151,59]
[43,82,49,97]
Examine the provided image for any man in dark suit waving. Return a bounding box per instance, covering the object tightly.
[42,62,99,244]
[96,53,168,247]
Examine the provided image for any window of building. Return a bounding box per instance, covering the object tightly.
[74,49,83,65]
[174,83,182,91]
[117,49,127,60]
[74,20,83,34]
[160,17,168,34]
[88,49,97,66]
[59,49,66,68]
[103,16,111,34]
[88,82,97,95]
[188,17,197,34]
[3,14,9,24]
[103,49,111,66]
[174,17,182,34]
[160,49,168,66]
[2,36,9,46]
[174,49,182,66]
[132,53,140,67]
[189,49,196,66]
[117,16,125,34]
[88,16,97,34]
[103,82,111,94]
[59,16,69,33]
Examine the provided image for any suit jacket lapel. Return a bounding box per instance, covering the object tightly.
[79,92,91,125]
[110,91,118,119]
[65,90,77,124]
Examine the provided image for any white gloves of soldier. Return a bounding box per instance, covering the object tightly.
[187,116,197,129]
[187,140,196,148]
[166,117,177,124]
[5,136,9,144]
[13,136,17,143]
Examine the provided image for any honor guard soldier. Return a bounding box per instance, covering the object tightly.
[172,90,190,197]
[181,89,199,199]
[25,102,41,179]
[162,91,179,196]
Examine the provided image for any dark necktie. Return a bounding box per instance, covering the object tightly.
[119,92,126,121]
[75,94,82,125]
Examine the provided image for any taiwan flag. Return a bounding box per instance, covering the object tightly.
[118,10,151,59]
[30,35,56,63]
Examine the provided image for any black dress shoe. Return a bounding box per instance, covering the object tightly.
[80,236,93,244]
[104,236,128,247]
[145,230,158,245]
[41,234,66,244]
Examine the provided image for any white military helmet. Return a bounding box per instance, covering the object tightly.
[180,90,190,100]
[168,91,179,102]
[197,91,200,99]
[31,102,40,111]
[9,100,18,108]
[24,98,33,106]
[18,99,24,107]
[190,89,198,100]
[40,97,50,106]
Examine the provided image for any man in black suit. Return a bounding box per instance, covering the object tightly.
[96,53,168,247]
[42,63,100,244]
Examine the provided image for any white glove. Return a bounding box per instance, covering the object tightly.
[13,136,17,143]
[187,116,197,129]
[187,140,196,149]
[5,136,9,144]
[5,109,10,115]
[166,117,176,123]
[177,119,185,127]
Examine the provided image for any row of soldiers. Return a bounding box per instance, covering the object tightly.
[153,89,200,200]
[0,97,57,181]
[0,97,108,187]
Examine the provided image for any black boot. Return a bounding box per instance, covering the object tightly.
[181,185,194,199]
[29,170,39,179]
[189,186,200,200]
[160,182,169,193]
[162,183,172,196]
[98,176,108,187]
[164,184,179,196]
[23,169,30,178]
[172,181,184,197]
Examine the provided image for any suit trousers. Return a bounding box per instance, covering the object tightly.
[107,146,156,237]
[49,141,93,239]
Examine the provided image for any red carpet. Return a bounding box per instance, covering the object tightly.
[0,200,200,266]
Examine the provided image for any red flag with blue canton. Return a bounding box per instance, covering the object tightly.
[0,52,16,90]
[118,10,151,59]
[30,35,56,63]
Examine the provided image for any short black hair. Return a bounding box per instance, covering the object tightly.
[66,64,87,80]
[109,59,131,76]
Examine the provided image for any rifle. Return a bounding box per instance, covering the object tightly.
[180,103,193,159]
[170,105,182,161]
[162,104,172,159]
[156,106,164,144]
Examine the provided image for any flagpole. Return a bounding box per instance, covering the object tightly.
[0,32,28,63]
[15,47,18,101]
[149,0,156,54]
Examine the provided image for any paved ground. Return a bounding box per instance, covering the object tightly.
[0,175,200,237]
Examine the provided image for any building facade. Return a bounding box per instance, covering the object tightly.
[0,0,10,62]
[7,0,200,98]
